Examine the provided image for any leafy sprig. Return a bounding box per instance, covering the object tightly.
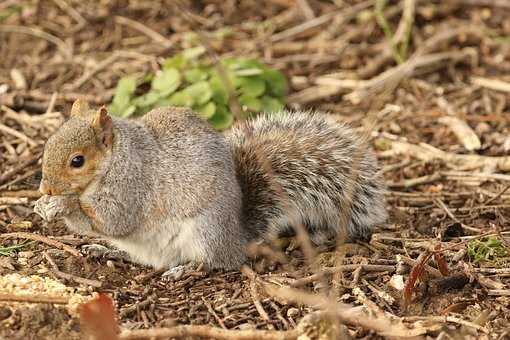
[109,47,287,130]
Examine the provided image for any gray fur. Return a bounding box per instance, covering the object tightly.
[43,107,387,270]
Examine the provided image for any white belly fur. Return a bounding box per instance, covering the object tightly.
[109,216,205,269]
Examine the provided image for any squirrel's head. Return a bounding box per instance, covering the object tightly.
[39,100,114,196]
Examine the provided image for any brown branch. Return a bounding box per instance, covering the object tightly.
[43,252,101,287]
[119,326,298,340]
[0,232,81,257]
[0,293,69,304]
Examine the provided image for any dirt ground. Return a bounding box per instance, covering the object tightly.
[1,0,510,339]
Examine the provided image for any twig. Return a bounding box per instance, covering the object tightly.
[471,76,510,93]
[46,92,58,114]
[387,173,442,189]
[482,184,510,206]
[0,293,69,304]
[0,25,71,58]
[202,297,227,329]
[400,255,442,278]
[114,16,172,48]
[291,264,395,287]
[0,232,81,257]
[120,295,156,318]
[43,252,102,287]
[296,0,315,20]
[388,141,510,172]
[119,326,298,340]
[0,122,39,147]
[249,277,271,322]
[0,152,42,185]
[264,284,428,337]
[68,52,121,90]
[51,0,87,29]
[0,197,28,205]
[403,316,489,333]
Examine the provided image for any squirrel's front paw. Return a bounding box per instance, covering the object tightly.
[34,195,75,222]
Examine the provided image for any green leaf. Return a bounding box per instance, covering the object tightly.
[239,94,262,112]
[163,55,186,70]
[262,69,287,97]
[260,96,284,113]
[223,58,263,71]
[184,81,212,105]
[167,91,194,107]
[152,68,181,96]
[209,105,234,130]
[196,101,216,118]
[184,68,208,83]
[210,77,229,106]
[120,105,136,118]
[235,68,263,76]
[110,76,137,116]
[183,46,206,60]
[237,77,266,97]
[132,91,161,108]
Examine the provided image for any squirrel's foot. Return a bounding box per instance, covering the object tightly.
[81,244,131,262]
[161,262,202,281]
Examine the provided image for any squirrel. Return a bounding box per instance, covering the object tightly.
[34,100,387,271]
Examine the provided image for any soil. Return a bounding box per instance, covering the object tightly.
[1,1,510,339]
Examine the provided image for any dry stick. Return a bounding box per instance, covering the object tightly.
[114,16,172,48]
[46,92,58,114]
[0,122,38,147]
[0,293,69,305]
[0,197,28,205]
[51,0,87,28]
[43,251,102,288]
[387,172,442,189]
[0,232,81,257]
[68,52,121,90]
[119,294,156,318]
[264,285,428,338]
[119,327,297,340]
[270,0,373,42]
[389,141,510,172]
[346,26,480,104]
[0,25,71,58]
[0,168,39,191]
[454,0,510,8]
[404,315,489,334]
[296,0,315,20]
[291,264,396,287]
[399,255,442,279]
[471,76,510,93]
[242,267,271,323]
[0,152,41,185]
[202,297,227,329]
[482,184,510,206]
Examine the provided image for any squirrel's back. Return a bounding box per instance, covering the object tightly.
[227,111,387,244]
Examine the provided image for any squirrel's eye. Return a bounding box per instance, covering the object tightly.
[70,155,85,168]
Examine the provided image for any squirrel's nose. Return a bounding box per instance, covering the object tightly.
[39,180,52,195]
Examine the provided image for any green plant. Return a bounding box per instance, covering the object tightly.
[0,241,33,256]
[109,47,287,130]
[468,237,508,264]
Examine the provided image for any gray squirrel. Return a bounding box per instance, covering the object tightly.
[34,100,387,270]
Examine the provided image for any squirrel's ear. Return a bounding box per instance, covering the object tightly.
[70,99,90,117]
[92,106,114,148]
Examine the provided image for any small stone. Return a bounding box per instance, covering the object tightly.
[237,322,255,330]
[389,274,405,291]
[287,307,300,318]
